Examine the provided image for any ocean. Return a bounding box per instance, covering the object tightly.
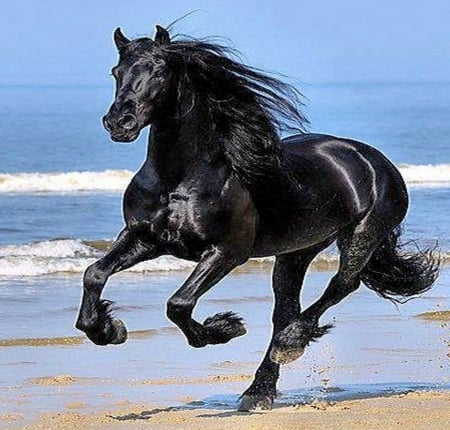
[0,82,449,417]
[0,82,449,273]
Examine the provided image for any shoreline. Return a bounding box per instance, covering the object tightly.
[2,390,449,430]
[1,267,448,429]
[0,306,449,347]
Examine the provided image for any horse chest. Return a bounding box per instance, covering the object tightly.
[155,191,212,259]
[124,166,235,259]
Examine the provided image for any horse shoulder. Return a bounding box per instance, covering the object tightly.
[123,164,162,225]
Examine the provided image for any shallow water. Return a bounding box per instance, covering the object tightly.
[0,265,448,417]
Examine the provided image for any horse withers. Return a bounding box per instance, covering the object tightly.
[75,25,439,411]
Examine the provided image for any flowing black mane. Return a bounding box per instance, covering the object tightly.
[158,36,309,186]
[162,38,308,133]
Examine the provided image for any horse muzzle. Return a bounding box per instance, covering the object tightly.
[102,113,140,143]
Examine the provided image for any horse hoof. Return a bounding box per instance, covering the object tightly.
[187,336,209,349]
[84,318,128,346]
[109,318,128,344]
[269,346,304,364]
[203,311,247,344]
[238,394,273,411]
[269,320,333,363]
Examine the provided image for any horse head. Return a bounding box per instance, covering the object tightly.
[102,26,174,142]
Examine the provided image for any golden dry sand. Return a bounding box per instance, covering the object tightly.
[0,336,84,347]
[0,329,164,348]
[416,310,450,321]
[2,391,447,430]
[65,402,87,410]
[31,375,77,386]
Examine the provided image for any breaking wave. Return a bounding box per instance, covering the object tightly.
[0,170,132,193]
[0,239,196,277]
[0,238,447,278]
[0,238,338,278]
[398,163,450,187]
[0,164,449,194]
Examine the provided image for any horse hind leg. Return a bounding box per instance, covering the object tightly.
[270,217,389,365]
[239,244,329,411]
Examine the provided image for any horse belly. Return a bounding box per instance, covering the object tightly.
[251,216,340,257]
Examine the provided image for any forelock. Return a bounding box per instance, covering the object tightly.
[121,38,155,57]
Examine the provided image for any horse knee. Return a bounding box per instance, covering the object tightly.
[83,263,108,291]
[166,296,195,322]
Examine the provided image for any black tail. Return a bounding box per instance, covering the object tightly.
[361,227,440,303]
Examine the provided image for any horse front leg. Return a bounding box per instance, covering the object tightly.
[75,228,160,345]
[166,246,249,348]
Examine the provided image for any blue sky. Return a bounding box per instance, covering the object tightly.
[1,0,449,85]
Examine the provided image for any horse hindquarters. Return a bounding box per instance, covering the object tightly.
[269,209,400,365]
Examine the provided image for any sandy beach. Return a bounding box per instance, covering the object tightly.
[0,265,448,430]
[1,390,449,429]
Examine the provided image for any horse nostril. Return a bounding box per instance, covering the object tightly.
[117,114,138,130]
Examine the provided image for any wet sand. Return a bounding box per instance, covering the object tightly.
[0,266,449,429]
[1,391,449,429]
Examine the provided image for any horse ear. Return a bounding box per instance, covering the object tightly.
[113,27,130,50]
[154,25,170,45]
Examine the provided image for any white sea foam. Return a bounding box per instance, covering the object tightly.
[0,164,449,194]
[0,239,100,258]
[0,170,133,193]
[398,164,450,187]
[0,238,335,277]
[0,239,99,277]
[0,238,447,278]
[0,239,197,277]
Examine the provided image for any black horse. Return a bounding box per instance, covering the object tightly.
[76,25,438,411]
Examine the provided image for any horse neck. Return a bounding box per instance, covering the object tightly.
[147,106,223,187]
[147,89,287,195]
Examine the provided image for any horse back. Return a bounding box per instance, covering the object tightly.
[281,133,408,219]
